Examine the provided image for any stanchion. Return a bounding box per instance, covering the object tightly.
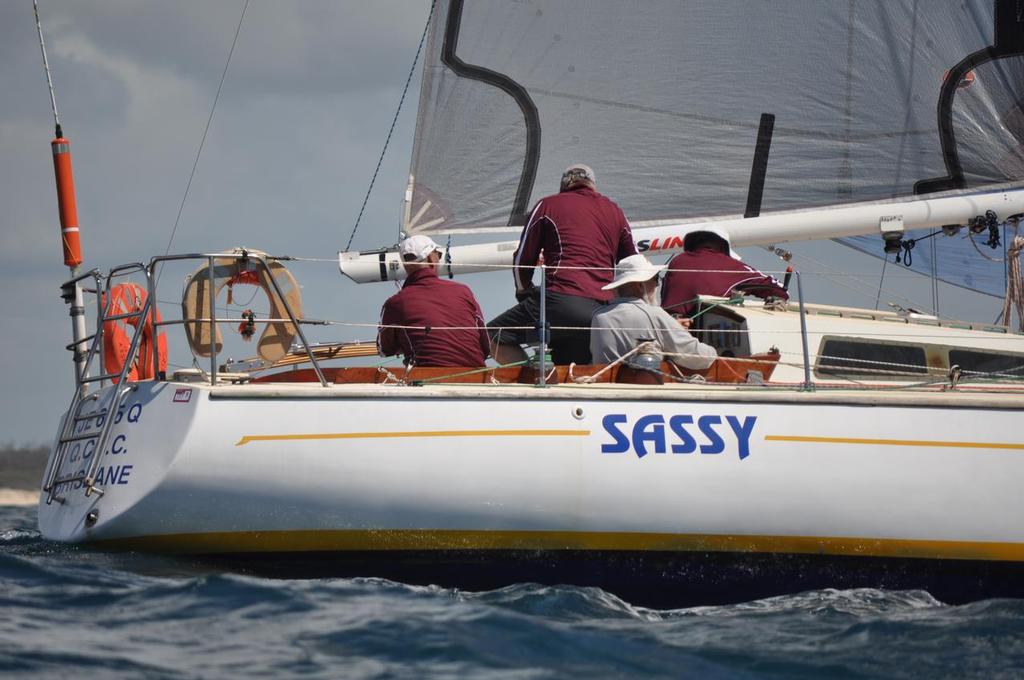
[538,265,547,386]
[795,271,813,390]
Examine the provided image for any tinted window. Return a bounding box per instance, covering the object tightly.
[949,350,1024,377]
[817,339,927,377]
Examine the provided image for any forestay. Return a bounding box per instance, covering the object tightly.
[406,0,1024,240]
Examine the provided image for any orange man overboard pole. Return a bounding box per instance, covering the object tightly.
[35,0,88,387]
[35,1,82,271]
[51,130,83,271]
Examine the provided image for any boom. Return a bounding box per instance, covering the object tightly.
[339,187,1024,284]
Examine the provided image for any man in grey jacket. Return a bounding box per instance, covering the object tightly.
[590,254,718,369]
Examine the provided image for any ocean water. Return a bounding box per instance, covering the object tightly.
[2,504,1023,679]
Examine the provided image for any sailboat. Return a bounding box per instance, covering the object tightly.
[38,0,1024,608]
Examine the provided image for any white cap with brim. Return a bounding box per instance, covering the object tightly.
[683,227,741,260]
[398,234,442,262]
[602,254,667,290]
[560,163,596,190]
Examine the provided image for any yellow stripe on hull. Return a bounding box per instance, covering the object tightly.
[95,529,1024,562]
[765,435,1024,450]
[236,429,590,446]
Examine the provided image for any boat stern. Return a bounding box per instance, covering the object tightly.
[38,381,199,543]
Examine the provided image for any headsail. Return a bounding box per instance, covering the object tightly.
[838,228,1012,299]
[406,0,1024,237]
[837,41,1024,297]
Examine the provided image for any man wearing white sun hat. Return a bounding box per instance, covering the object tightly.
[591,254,717,369]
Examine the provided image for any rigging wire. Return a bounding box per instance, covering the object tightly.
[345,0,436,252]
[874,255,887,311]
[160,0,249,272]
[785,246,934,314]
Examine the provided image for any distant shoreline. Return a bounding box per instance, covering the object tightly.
[0,488,39,506]
[0,446,48,492]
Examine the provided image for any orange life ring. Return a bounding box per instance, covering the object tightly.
[103,282,168,382]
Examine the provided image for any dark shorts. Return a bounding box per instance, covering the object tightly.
[488,290,603,365]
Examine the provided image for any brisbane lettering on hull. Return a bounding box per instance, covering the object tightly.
[601,414,757,460]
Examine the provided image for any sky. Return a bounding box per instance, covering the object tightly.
[0,0,1006,445]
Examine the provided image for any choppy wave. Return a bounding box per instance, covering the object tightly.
[2,505,1023,679]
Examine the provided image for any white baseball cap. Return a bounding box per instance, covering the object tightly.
[602,254,667,290]
[560,163,596,190]
[398,235,442,262]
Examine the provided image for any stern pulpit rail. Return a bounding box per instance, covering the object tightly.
[45,252,332,502]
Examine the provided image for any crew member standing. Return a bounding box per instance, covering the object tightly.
[661,228,788,318]
[489,164,637,365]
[378,235,490,367]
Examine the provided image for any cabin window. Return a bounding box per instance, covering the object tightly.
[816,338,928,378]
[948,350,1024,378]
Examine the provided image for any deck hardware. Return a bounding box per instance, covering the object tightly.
[880,214,905,254]
[626,345,662,373]
[572,407,585,420]
[85,510,98,528]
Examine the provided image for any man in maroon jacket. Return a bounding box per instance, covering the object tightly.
[489,164,637,365]
[378,235,490,367]
[661,228,788,318]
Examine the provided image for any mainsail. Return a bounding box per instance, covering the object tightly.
[406,0,1024,249]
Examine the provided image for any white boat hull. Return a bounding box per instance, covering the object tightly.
[38,379,1024,605]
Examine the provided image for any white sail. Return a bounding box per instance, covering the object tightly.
[404,0,1024,235]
